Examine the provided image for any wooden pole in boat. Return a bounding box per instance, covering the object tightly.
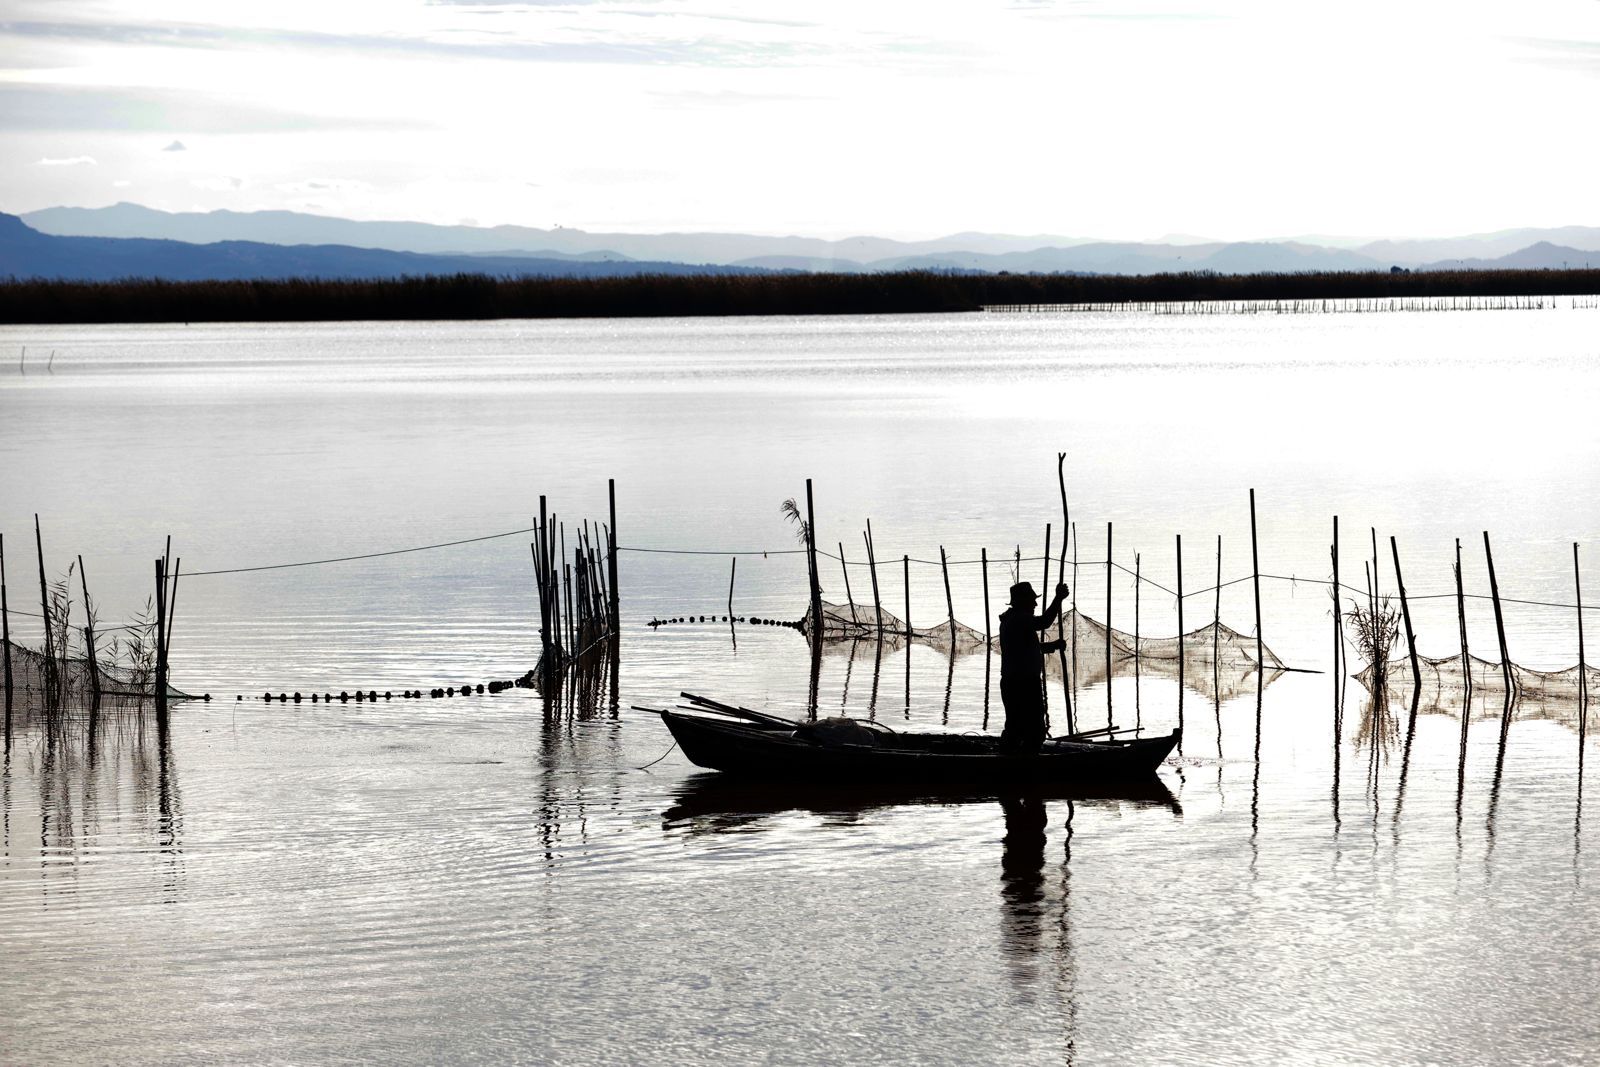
[1249,490,1263,671]
[805,479,822,640]
[1455,538,1471,791]
[1042,523,1052,601]
[1576,542,1587,781]
[940,546,954,640]
[1390,536,1421,705]
[840,542,858,626]
[864,524,883,638]
[77,555,100,695]
[1484,531,1514,775]
[1106,521,1113,726]
[727,557,737,620]
[607,479,620,634]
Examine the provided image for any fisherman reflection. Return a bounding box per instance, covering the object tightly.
[999,793,1050,989]
[999,581,1068,752]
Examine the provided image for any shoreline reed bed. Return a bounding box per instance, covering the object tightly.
[4,268,1600,324]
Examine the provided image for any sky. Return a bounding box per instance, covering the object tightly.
[3,0,1598,241]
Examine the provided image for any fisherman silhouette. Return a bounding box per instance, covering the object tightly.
[998,580,1068,753]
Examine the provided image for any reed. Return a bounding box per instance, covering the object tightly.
[8,267,1600,324]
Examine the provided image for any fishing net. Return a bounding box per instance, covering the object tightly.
[1358,653,1596,712]
[1,638,191,700]
[808,601,1285,700]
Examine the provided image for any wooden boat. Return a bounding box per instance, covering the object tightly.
[648,693,1180,786]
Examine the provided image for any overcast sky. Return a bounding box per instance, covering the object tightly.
[3,1,1598,240]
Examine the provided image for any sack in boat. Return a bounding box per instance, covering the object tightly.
[794,717,880,748]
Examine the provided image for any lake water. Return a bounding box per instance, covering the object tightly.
[2,309,1599,1064]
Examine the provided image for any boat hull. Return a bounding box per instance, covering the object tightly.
[660,710,1179,786]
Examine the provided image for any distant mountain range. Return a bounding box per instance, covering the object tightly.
[0,212,768,282]
[8,203,1600,281]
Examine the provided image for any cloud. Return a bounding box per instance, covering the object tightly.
[0,85,429,133]
[191,176,245,191]
[35,155,97,166]
[163,140,187,152]
[274,178,373,194]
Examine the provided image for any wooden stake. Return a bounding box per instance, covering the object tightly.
[1576,542,1587,781]
[154,558,167,716]
[1332,516,1342,738]
[1455,538,1470,790]
[1176,533,1184,738]
[164,558,181,666]
[1390,536,1421,701]
[864,524,883,638]
[981,547,991,652]
[727,556,737,619]
[537,497,551,656]
[608,479,620,632]
[1042,523,1052,596]
[35,515,54,696]
[1,533,11,701]
[1105,521,1113,726]
[1484,531,1514,773]
[1134,551,1142,729]
[940,546,954,637]
[903,555,911,640]
[805,479,822,640]
[839,542,858,625]
[1249,489,1262,669]
[1214,534,1222,699]
[78,555,100,695]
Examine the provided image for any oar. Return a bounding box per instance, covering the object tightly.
[679,691,799,728]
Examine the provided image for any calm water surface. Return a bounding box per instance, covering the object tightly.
[2,310,1599,1064]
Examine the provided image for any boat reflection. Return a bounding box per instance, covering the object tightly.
[662,775,1180,835]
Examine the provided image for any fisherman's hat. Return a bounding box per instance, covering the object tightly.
[1009,581,1038,606]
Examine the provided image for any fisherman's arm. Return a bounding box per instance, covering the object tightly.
[1035,583,1069,630]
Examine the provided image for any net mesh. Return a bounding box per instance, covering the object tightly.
[808,600,1285,701]
[1,638,190,699]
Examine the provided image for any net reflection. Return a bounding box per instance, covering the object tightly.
[2,693,184,899]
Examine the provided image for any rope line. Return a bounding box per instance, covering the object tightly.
[184,525,544,576]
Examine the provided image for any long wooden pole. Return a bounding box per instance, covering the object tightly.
[35,515,54,696]
[727,557,737,619]
[1176,533,1184,737]
[864,525,882,638]
[903,554,911,640]
[1390,536,1421,702]
[608,479,620,633]
[1576,542,1587,781]
[1134,551,1142,730]
[1042,523,1052,599]
[1214,534,1223,699]
[1455,539,1471,790]
[78,555,100,695]
[839,543,858,625]
[1249,489,1262,670]
[164,558,181,668]
[1,533,12,702]
[1332,517,1342,741]
[940,546,954,638]
[1484,532,1514,774]
[154,558,167,716]
[1105,521,1113,726]
[805,479,822,640]
[981,547,991,651]
[1055,453,1073,732]
[537,497,551,657]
